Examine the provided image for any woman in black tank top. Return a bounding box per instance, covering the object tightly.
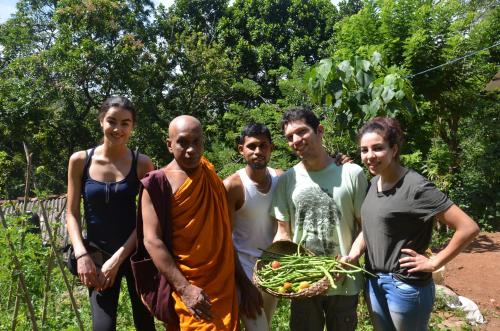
[66,96,155,331]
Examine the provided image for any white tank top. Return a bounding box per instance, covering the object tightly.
[233,167,279,279]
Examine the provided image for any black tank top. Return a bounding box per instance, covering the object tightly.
[82,148,139,253]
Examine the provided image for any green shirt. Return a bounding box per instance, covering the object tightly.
[270,162,368,295]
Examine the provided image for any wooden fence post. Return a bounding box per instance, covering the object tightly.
[41,250,55,328]
[38,199,85,331]
[10,142,34,331]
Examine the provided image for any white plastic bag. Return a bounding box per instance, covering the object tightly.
[447,295,485,325]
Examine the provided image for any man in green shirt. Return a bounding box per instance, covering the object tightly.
[271,107,368,331]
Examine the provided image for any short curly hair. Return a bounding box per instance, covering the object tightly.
[281,107,320,133]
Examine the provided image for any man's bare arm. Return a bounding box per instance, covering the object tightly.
[223,174,263,319]
[273,219,292,242]
[142,188,212,320]
[223,173,245,223]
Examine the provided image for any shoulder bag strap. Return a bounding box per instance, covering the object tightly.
[79,148,95,232]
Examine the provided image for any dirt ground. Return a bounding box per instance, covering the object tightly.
[442,232,500,330]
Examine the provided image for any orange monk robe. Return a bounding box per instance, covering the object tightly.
[170,157,239,331]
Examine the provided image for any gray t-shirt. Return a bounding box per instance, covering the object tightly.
[361,169,453,286]
[271,162,368,295]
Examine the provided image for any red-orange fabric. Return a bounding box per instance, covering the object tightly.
[171,157,239,330]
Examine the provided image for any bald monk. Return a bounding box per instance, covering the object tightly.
[141,116,239,330]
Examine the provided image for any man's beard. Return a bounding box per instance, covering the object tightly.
[248,161,267,170]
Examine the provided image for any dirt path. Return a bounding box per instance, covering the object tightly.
[443,232,500,330]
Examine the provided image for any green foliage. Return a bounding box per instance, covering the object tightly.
[328,0,499,230]
[0,0,497,231]
[218,0,338,100]
[422,139,454,193]
[400,150,423,171]
[0,0,498,328]
[337,0,364,19]
[0,0,158,198]
[304,51,416,142]
[0,151,19,197]
[449,95,500,230]
[168,0,228,38]
[269,299,290,331]
[0,210,156,330]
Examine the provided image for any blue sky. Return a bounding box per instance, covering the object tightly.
[0,0,18,23]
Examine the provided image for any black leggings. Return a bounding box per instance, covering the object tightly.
[89,261,155,331]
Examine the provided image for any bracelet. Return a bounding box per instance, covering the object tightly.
[75,252,89,260]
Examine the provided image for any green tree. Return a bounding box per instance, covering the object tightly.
[218,0,338,101]
[337,0,364,19]
[331,0,499,227]
[332,1,382,60]
[0,0,157,197]
[147,4,239,165]
[305,52,416,139]
[167,0,228,38]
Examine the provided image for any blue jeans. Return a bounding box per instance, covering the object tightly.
[366,273,435,331]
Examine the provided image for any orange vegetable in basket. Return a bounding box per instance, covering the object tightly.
[283,282,293,290]
[271,260,281,269]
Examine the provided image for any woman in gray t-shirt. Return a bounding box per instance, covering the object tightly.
[345,117,479,331]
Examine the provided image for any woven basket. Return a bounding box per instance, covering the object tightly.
[252,241,331,299]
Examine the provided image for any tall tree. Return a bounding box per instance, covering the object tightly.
[218,0,338,102]
[337,0,363,19]
[167,0,228,39]
[0,0,157,197]
[331,0,499,226]
[149,4,239,157]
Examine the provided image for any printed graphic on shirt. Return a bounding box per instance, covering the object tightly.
[294,184,342,256]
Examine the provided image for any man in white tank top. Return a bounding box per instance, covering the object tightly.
[224,123,283,331]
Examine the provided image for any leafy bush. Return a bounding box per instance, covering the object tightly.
[0,211,150,330]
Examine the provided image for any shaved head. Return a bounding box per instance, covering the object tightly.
[167,115,204,171]
[168,115,202,138]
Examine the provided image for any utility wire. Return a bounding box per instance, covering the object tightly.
[407,40,500,78]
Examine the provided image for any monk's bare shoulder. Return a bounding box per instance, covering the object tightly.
[163,163,188,194]
[223,171,244,211]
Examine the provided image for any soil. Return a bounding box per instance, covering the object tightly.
[442,232,500,330]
